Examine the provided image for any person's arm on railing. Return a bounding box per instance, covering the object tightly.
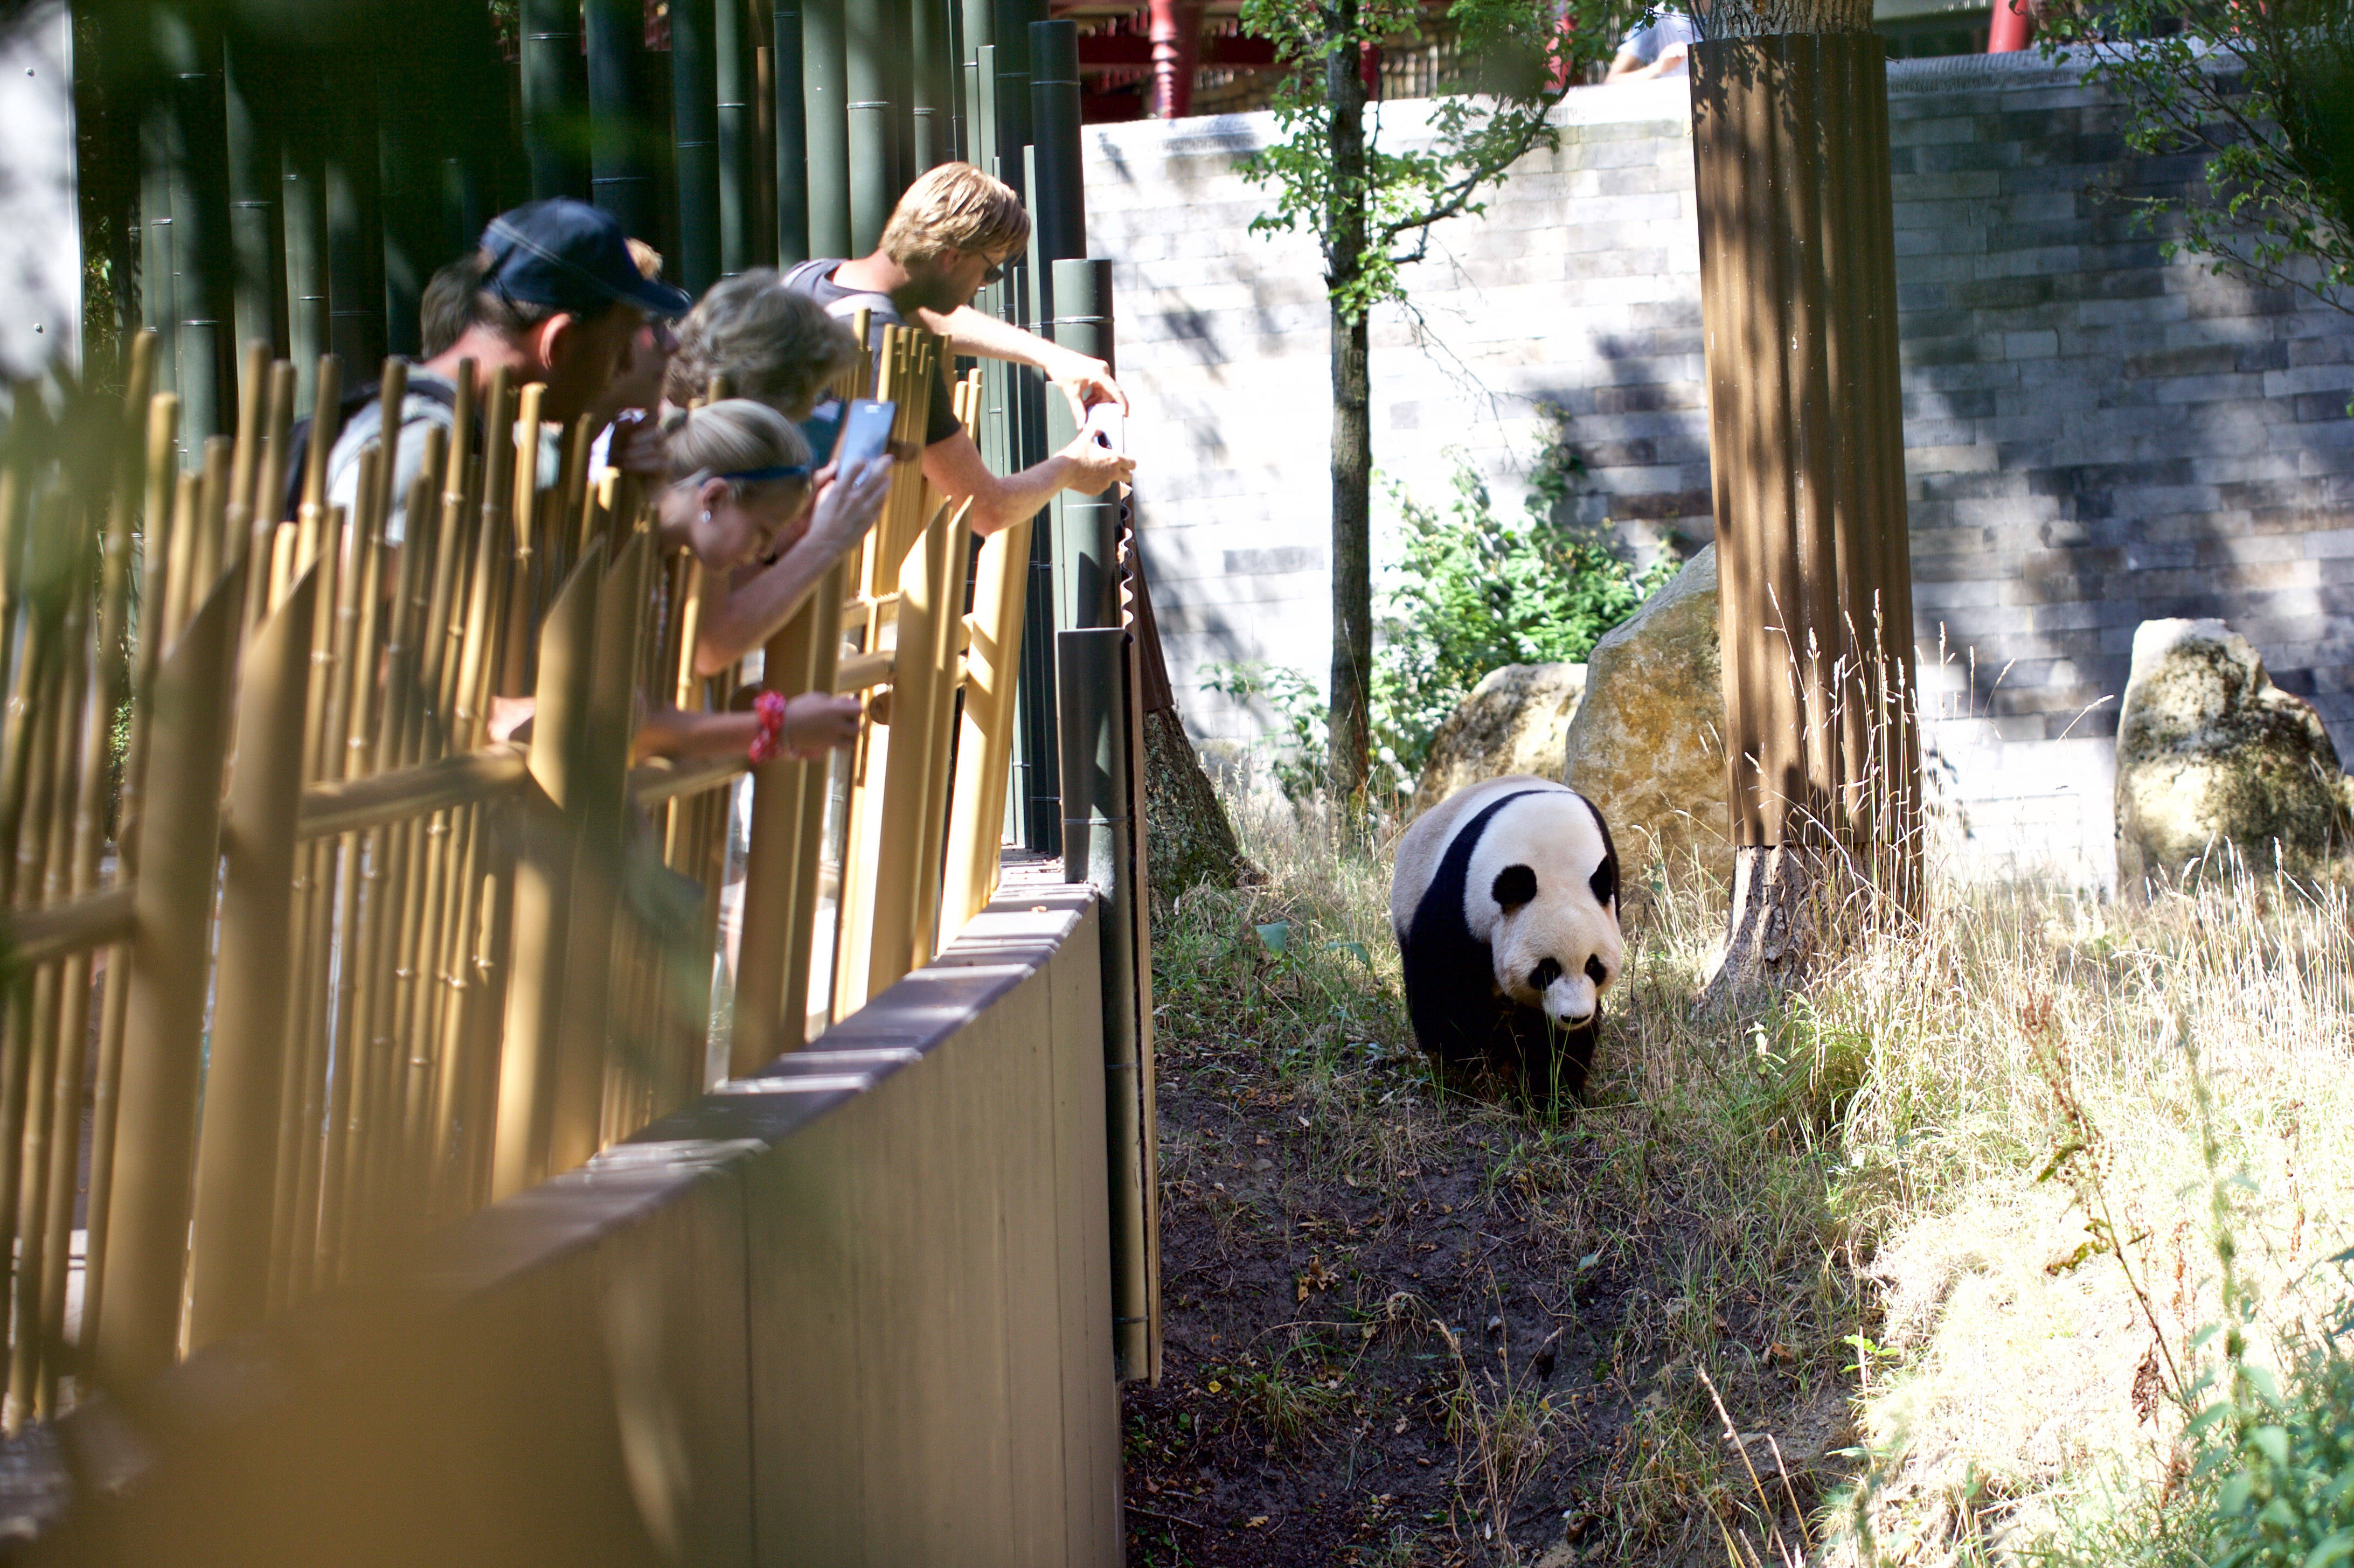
[922,427,1132,539]
[692,455,894,676]
[913,304,1130,423]
[631,692,863,764]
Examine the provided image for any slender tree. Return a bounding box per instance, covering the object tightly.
[1238,0,1635,840]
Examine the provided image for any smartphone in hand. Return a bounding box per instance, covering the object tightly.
[835,399,898,470]
[1082,402,1125,455]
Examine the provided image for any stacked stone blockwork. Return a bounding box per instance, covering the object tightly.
[1085,51,2354,888]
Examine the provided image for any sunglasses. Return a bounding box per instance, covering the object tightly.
[981,255,1010,287]
[722,465,813,484]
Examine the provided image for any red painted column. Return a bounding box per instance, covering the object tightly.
[1148,0,1204,117]
[1987,0,2034,51]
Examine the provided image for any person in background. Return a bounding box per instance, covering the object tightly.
[1605,2,1700,79]
[584,238,682,476]
[780,161,1134,538]
[494,399,886,764]
[656,282,892,676]
[325,199,691,544]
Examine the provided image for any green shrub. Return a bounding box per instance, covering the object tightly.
[2192,1246,2354,1567]
[1203,441,1669,805]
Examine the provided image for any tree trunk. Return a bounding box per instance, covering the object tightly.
[1699,844,1821,1010]
[1142,709,1253,900]
[1324,6,1373,845]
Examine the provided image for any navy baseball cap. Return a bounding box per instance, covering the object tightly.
[481,199,693,320]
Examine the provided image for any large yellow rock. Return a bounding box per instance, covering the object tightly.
[1407,662,1586,818]
[2114,618,2354,888]
[1561,546,1730,883]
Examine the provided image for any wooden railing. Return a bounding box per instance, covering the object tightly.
[0,319,1058,1426]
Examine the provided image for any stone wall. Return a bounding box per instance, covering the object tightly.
[1082,50,2354,887]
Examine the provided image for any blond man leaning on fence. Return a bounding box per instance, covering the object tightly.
[777,161,1134,538]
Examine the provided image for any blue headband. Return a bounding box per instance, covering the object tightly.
[722,465,813,484]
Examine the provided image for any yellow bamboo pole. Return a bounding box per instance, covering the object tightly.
[78,337,162,1361]
[92,563,245,1390]
[263,497,344,1314]
[185,566,320,1354]
[5,528,85,1428]
[490,540,603,1200]
[315,472,387,1284]
[546,532,648,1177]
[942,506,1034,935]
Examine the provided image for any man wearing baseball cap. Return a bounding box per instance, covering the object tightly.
[325,197,693,545]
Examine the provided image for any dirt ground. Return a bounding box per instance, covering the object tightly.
[1120,886,1865,1567]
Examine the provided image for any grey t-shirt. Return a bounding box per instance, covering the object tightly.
[324,367,559,543]
[1620,9,1699,66]
[779,260,963,448]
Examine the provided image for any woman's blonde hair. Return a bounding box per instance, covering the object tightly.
[880,162,1030,267]
[665,271,862,416]
[661,399,812,497]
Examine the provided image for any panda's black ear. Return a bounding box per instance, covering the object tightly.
[1491,863,1538,913]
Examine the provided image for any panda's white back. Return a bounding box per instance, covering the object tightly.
[1390,775,1580,940]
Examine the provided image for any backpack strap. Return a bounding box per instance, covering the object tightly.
[278,373,462,525]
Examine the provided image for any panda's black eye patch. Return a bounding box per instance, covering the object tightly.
[1585,955,1609,986]
[1530,957,1563,991]
[1492,863,1538,912]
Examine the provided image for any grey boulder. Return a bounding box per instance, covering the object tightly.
[1408,662,1586,818]
[1562,546,1731,884]
[2114,618,2354,887]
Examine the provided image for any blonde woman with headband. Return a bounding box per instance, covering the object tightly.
[495,399,891,763]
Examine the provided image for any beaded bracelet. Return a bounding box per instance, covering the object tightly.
[747,690,789,764]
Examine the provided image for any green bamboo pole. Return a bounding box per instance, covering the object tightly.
[223,37,286,365]
[281,96,329,415]
[912,0,953,172]
[522,0,591,201]
[804,0,853,255]
[673,0,722,292]
[844,0,897,254]
[586,0,657,240]
[773,0,810,261]
[154,5,235,444]
[324,49,386,374]
[717,0,755,276]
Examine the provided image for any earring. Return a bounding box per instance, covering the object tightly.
[702,509,712,525]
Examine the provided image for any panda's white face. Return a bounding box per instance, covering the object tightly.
[1488,862,1623,1028]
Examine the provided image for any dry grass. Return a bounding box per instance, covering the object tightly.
[1148,790,2354,1566]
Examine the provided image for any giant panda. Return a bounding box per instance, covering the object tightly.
[1388,776,1623,1104]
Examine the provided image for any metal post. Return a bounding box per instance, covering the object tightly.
[1027,23,1085,270]
[773,0,811,261]
[1058,625,1151,1383]
[1048,259,1116,633]
[586,0,658,240]
[962,0,994,165]
[803,0,852,256]
[844,0,898,254]
[673,0,723,292]
[522,0,591,201]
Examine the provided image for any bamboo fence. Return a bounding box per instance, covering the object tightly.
[0,322,1032,1427]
